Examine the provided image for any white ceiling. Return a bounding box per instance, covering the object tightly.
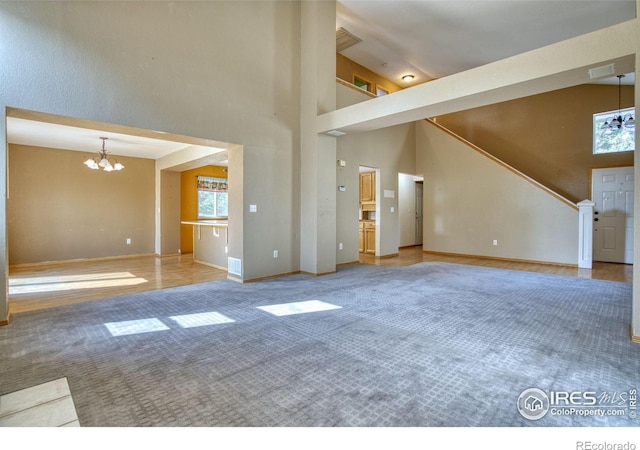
[337,0,637,87]
[6,117,229,166]
[8,117,192,159]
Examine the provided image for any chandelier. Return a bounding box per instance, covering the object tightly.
[83,137,124,171]
[601,75,635,133]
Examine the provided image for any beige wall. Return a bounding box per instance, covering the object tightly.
[436,84,635,203]
[160,170,181,256]
[0,0,305,295]
[299,0,337,275]
[336,83,416,263]
[8,144,155,265]
[416,120,578,265]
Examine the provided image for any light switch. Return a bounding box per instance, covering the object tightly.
[250,204,257,213]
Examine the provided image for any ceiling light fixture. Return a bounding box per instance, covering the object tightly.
[402,74,414,82]
[83,137,124,172]
[601,75,635,133]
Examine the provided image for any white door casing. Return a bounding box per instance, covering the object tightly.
[415,182,423,246]
[592,166,634,264]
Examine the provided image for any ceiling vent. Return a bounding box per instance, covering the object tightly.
[588,63,616,80]
[336,27,362,53]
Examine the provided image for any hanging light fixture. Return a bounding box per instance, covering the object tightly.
[601,75,635,133]
[83,137,124,171]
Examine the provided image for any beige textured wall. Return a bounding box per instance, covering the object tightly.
[8,144,155,265]
[436,84,635,203]
[336,83,416,263]
[416,120,578,265]
[160,170,181,255]
[299,0,337,275]
[0,0,303,286]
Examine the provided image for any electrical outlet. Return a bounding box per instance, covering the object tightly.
[339,242,343,250]
[250,204,257,213]
[493,240,498,246]
[273,250,279,258]
[126,238,132,245]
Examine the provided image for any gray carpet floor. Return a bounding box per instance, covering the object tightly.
[1,262,638,427]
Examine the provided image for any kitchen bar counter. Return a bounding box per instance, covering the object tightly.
[181,220,228,269]
[181,220,228,227]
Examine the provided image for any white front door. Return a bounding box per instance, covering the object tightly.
[592,166,634,264]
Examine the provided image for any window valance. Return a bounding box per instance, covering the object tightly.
[197,176,228,192]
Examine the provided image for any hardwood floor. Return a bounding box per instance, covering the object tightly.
[8,248,632,315]
[360,246,633,283]
[8,254,227,314]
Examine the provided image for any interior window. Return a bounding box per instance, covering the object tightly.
[353,75,371,92]
[376,86,389,96]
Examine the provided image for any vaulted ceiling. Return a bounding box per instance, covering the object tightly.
[336,0,636,87]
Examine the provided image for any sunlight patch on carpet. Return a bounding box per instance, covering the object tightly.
[257,300,342,316]
[169,311,235,328]
[104,318,169,336]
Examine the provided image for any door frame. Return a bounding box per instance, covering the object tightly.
[590,165,634,264]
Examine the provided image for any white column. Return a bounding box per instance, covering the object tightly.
[577,200,595,269]
[0,108,7,325]
[632,2,640,342]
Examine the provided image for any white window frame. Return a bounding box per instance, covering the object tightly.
[593,106,635,154]
[197,176,228,219]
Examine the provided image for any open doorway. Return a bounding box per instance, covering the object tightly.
[6,109,236,260]
[398,173,424,248]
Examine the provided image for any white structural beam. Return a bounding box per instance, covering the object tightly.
[318,19,637,135]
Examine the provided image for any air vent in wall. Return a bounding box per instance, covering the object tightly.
[588,63,615,80]
[228,257,242,276]
[336,27,362,53]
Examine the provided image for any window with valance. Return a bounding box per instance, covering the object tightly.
[197,176,228,218]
